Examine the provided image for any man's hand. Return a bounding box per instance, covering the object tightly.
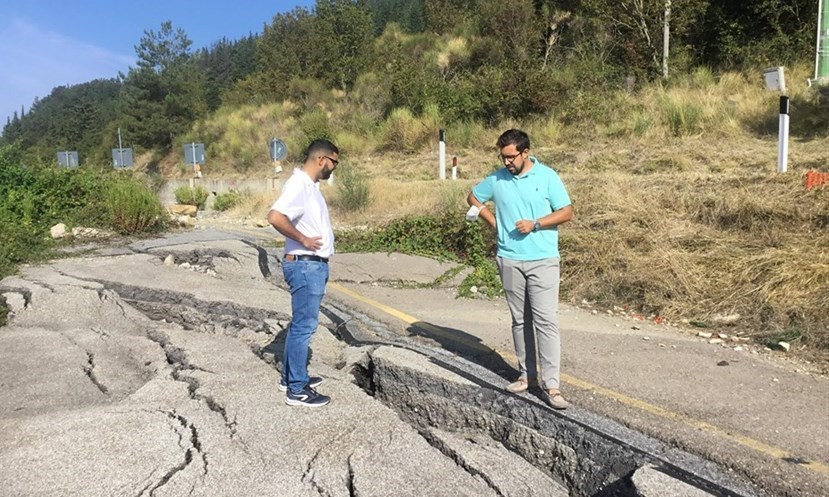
[516,219,535,234]
[467,192,496,228]
[301,235,322,251]
[269,210,322,250]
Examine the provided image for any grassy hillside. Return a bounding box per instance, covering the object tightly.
[150,64,825,175]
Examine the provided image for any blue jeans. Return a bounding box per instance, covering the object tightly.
[281,260,329,394]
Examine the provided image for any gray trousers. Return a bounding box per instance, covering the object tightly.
[497,257,561,389]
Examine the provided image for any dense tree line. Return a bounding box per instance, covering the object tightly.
[2,79,121,163]
[1,0,819,160]
[196,35,260,111]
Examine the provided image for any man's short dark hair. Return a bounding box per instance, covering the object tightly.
[304,139,339,162]
[496,129,530,152]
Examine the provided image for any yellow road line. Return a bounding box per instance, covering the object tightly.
[560,374,829,475]
[328,281,829,476]
[330,282,429,326]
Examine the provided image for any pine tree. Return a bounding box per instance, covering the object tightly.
[117,21,207,150]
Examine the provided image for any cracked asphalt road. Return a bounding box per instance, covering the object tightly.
[0,227,825,497]
[0,231,563,497]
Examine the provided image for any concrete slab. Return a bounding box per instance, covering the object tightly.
[0,407,191,497]
[427,427,570,497]
[632,464,717,497]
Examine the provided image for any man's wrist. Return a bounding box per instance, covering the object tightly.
[532,220,542,232]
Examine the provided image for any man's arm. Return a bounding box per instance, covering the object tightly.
[267,209,321,251]
[515,205,573,234]
[467,192,496,228]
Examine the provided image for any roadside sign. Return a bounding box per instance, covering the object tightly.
[269,138,287,161]
[56,151,79,168]
[112,148,134,169]
[763,66,786,92]
[184,143,205,165]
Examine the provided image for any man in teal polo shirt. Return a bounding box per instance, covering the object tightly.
[467,129,573,409]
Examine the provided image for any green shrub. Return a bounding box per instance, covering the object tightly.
[214,190,244,211]
[336,210,500,296]
[351,72,391,124]
[174,185,209,209]
[299,109,332,143]
[105,180,167,234]
[335,163,371,212]
[446,119,489,149]
[338,211,489,260]
[0,147,53,278]
[0,144,168,281]
[0,202,47,279]
[661,97,704,136]
[380,107,430,152]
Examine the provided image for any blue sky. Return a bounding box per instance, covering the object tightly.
[0,1,315,127]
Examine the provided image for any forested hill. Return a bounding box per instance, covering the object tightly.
[1,0,819,164]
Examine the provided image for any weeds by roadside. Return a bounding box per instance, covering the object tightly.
[214,190,245,211]
[332,162,370,212]
[0,144,167,282]
[174,185,209,209]
[105,181,167,234]
[563,170,829,357]
[336,209,501,296]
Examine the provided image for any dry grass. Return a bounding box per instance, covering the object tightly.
[563,169,829,358]
[228,177,477,228]
[225,190,274,221]
[328,177,475,224]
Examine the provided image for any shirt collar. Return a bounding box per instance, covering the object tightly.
[294,167,316,185]
[511,157,541,179]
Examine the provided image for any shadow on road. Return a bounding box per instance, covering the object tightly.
[260,324,316,375]
[407,321,517,382]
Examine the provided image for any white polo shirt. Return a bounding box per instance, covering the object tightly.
[271,168,335,258]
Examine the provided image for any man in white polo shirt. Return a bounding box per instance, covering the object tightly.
[267,139,339,407]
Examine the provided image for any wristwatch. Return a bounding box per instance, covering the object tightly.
[532,220,541,232]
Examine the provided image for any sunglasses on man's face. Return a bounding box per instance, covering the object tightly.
[498,150,524,164]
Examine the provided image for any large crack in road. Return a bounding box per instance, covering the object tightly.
[0,239,768,497]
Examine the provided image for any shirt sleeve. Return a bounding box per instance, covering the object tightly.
[547,171,571,211]
[471,173,496,203]
[271,180,304,222]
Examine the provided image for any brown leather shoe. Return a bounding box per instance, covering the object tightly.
[506,377,536,393]
[543,389,570,410]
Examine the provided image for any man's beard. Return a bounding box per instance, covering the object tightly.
[321,165,333,180]
[506,162,524,175]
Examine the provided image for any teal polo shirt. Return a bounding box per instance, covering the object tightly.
[472,158,571,261]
